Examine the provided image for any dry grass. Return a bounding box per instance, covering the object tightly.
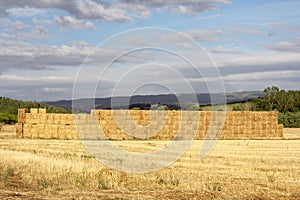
[0,127,299,199]
[284,128,300,139]
[0,125,16,139]
[0,125,299,199]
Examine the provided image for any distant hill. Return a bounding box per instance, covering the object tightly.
[45,91,264,113]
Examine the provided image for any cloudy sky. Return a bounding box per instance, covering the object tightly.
[0,0,299,101]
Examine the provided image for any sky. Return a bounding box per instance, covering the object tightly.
[0,0,300,101]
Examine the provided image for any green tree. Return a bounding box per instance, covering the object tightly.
[188,105,202,111]
[263,86,279,111]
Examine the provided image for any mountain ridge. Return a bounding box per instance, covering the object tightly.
[44,91,264,112]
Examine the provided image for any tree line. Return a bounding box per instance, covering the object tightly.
[252,86,300,112]
[1,87,299,127]
[0,97,71,124]
[252,87,300,128]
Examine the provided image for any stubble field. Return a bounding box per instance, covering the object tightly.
[0,125,299,199]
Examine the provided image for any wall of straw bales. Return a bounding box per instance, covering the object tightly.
[16,109,284,140]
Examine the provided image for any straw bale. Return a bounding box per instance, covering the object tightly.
[38,108,46,114]
[18,109,26,123]
[63,129,73,140]
[270,129,276,136]
[70,132,80,140]
[37,124,45,138]
[42,129,52,139]
[49,125,59,139]
[64,114,75,121]
[30,108,38,114]
[15,123,23,138]
[42,124,50,139]
[41,112,48,120]
[23,127,31,138]
[31,125,39,139]
[276,124,284,137]
[13,109,285,140]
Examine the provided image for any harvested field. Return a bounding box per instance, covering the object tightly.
[284,128,300,139]
[0,126,299,199]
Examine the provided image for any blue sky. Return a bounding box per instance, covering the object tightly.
[0,0,300,101]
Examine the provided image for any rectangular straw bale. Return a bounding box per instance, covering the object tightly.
[26,116,36,125]
[25,113,32,119]
[15,123,23,138]
[260,129,268,137]
[23,124,31,138]
[263,111,270,121]
[31,125,38,139]
[244,112,251,121]
[43,124,51,139]
[50,124,59,139]
[271,111,278,121]
[18,109,26,123]
[244,121,251,130]
[90,109,98,116]
[253,129,261,137]
[37,114,46,124]
[270,129,276,137]
[70,132,80,140]
[37,124,45,138]
[199,111,205,117]
[42,129,52,139]
[46,114,55,124]
[240,112,247,125]
[251,112,259,122]
[74,114,84,124]
[38,108,46,114]
[65,114,75,121]
[64,129,73,140]
[30,108,38,114]
[51,114,61,124]
[58,127,66,139]
[276,124,284,137]
[196,130,205,139]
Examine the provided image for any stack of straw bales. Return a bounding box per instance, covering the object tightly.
[16,109,284,140]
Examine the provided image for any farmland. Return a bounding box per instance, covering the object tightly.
[0,125,299,199]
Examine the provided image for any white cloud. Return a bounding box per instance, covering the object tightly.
[0,0,231,22]
[211,46,243,54]
[43,87,68,93]
[184,29,226,42]
[176,42,193,49]
[0,39,90,71]
[23,25,49,40]
[75,0,131,22]
[0,19,32,30]
[0,39,149,72]
[266,22,300,32]
[0,74,71,82]
[55,15,96,30]
[7,7,47,17]
[219,51,300,67]
[116,0,231,15]
[268,41,300,52]
[223,70,300,82]
[230,27,266,37]
[116,4,151,18]
[0,0,131,22]
[159,29,226,43]
[0,19,50,41]
[0,33,14,39]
